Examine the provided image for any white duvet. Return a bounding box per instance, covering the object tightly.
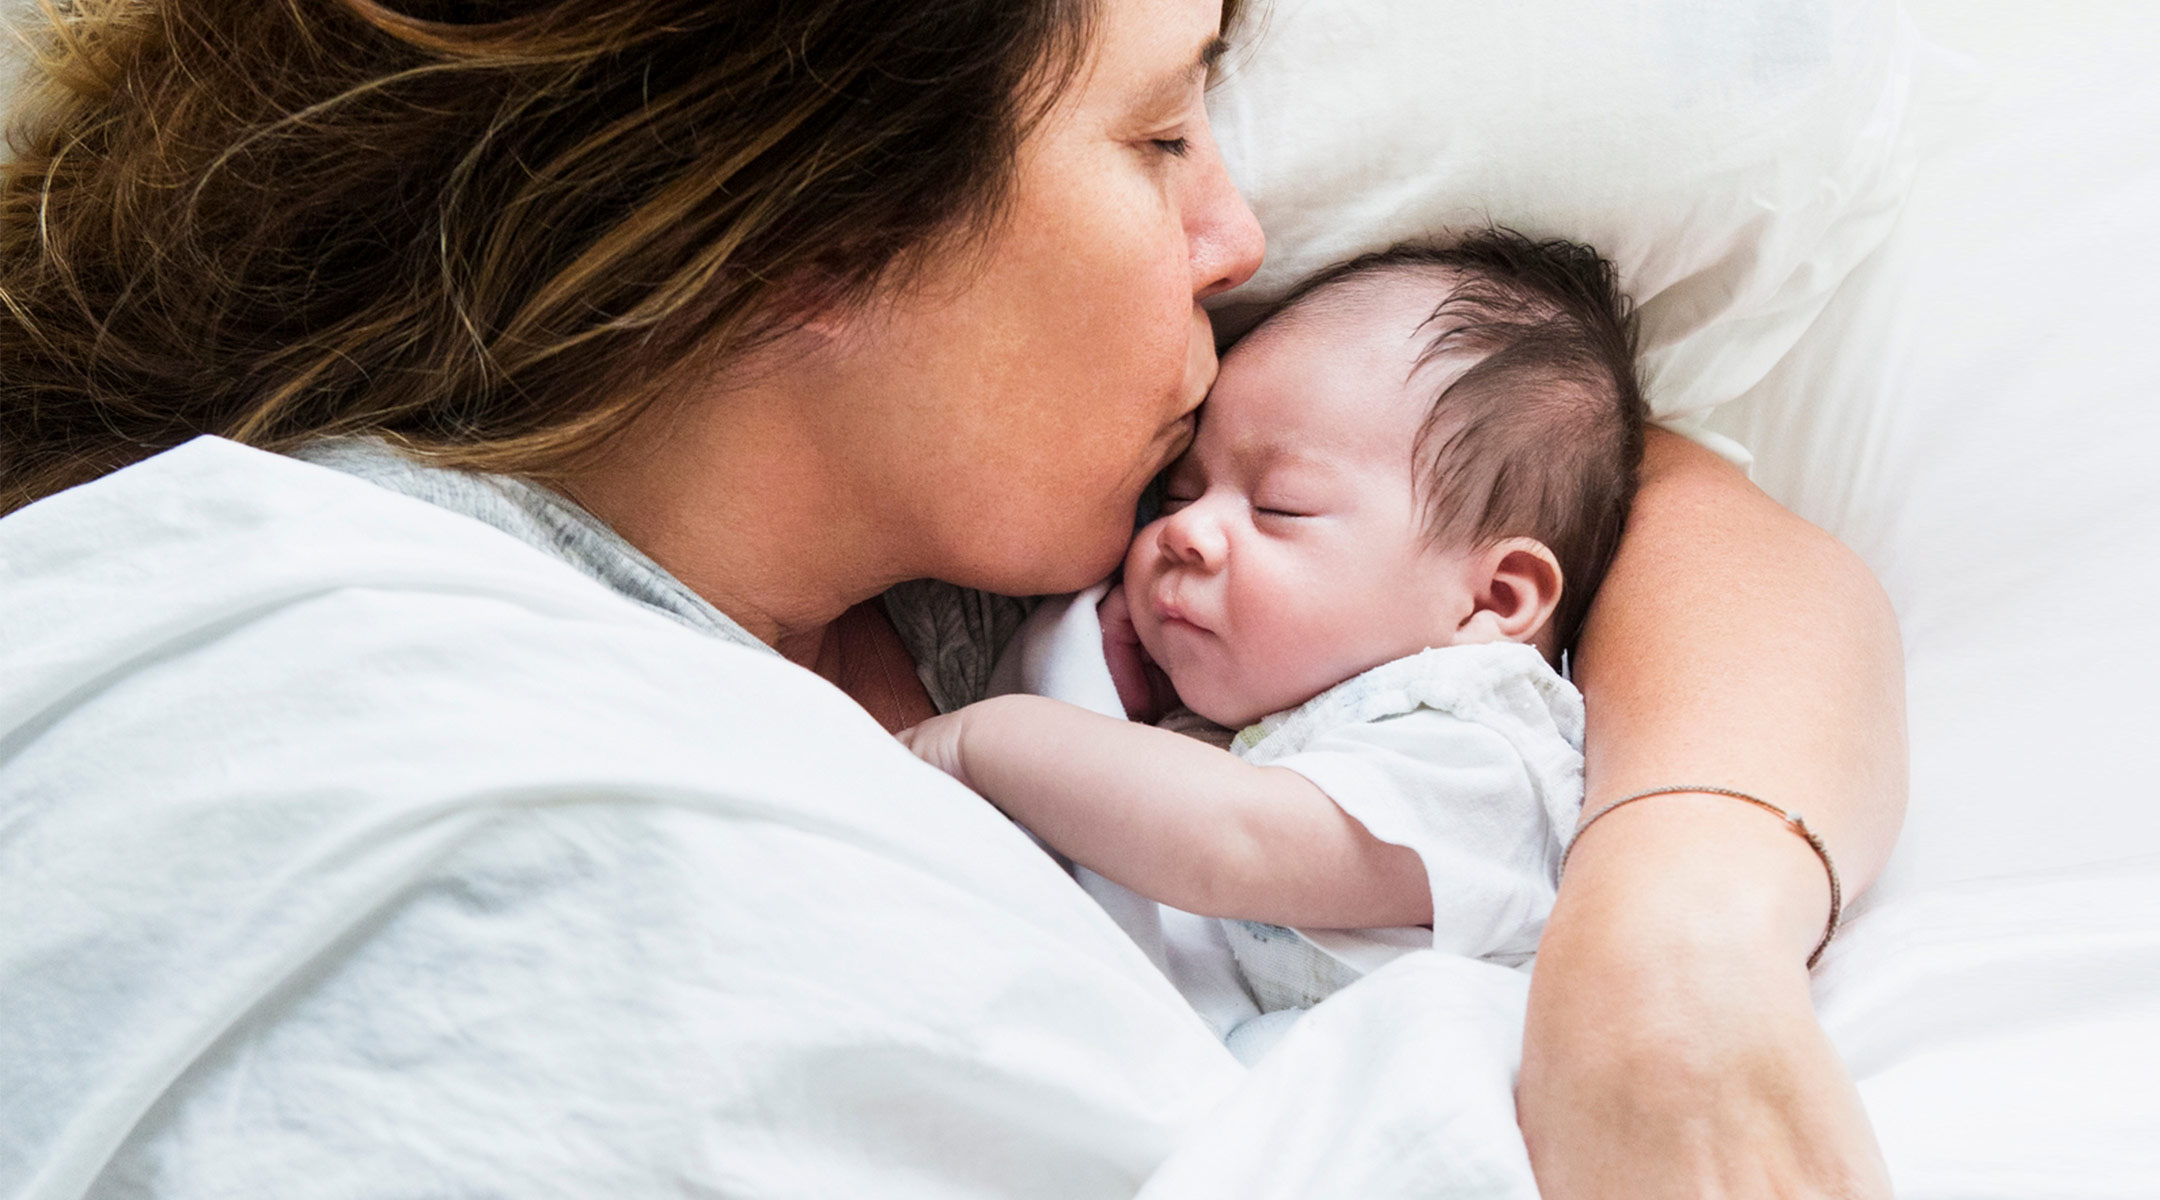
[0,439,1551,1198]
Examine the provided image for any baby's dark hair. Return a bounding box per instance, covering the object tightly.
[1259,229,1647,655]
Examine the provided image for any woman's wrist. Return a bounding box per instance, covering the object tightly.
[1527,794,1835,1101]
[1552,789,1836,970]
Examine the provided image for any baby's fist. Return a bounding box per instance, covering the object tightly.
[895,711,974,791]
[1099,584,1178,723]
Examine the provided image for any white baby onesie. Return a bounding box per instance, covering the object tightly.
[1221,642,1585,1014]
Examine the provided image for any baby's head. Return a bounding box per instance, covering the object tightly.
[1125,231,1646,728]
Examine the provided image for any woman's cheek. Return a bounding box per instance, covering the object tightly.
[1086,188,1209,407]
[1184,305,1218,396]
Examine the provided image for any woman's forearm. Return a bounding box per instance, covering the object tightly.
[1517,427,1904,1199]
[1564,428,1906,957]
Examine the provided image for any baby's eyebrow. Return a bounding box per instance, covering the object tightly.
[1231,445,1342,486]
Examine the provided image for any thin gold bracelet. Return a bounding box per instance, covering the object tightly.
[1559,785,1843,969]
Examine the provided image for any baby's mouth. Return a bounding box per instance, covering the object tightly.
[1150,585,1210,636]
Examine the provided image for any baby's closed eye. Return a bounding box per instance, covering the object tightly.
[1250,490,1322,520]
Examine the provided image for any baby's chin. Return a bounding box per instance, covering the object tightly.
[1146,629,1329,729]
[1161,669,1275,731]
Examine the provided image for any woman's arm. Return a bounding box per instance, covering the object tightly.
[899,695,1431,927]
[1519,429,1906,1197]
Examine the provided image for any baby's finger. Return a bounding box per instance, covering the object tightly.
[1097,583,1134,631]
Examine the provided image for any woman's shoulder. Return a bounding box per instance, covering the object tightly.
[0,437,797,780]
[294,435,770,651]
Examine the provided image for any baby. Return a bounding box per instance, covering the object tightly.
[901,230,1646,1016]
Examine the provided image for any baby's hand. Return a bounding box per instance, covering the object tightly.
[1098,584,1178,723]
[894,711,975,792]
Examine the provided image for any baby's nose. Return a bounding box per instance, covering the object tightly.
[1160,504,1228,569]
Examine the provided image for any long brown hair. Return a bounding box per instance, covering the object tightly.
[0,0,1242,514]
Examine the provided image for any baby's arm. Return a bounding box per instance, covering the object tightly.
[898,695,1430,929]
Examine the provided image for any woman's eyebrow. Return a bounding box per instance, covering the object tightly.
[1199,34,1231,72]
[1135,35,1231,115]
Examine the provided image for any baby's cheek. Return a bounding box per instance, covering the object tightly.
[1241,608,1355,714]
[1122,522,1166,577]
[1119,543,1163,641]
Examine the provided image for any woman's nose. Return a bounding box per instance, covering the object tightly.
[1158,503,1228,570]
[1187,122,1265,301]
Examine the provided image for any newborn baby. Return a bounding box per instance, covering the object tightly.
[901,230,1646,1017]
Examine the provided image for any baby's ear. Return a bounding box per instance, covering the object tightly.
[1467,538,1564,645]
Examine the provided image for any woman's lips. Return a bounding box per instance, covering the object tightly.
[1155,411,1198,469]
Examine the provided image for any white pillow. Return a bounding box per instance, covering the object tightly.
[1207,0,1930,423]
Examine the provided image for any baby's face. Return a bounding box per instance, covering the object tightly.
[1124,288,1487,728]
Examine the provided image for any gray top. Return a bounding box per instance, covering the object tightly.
[293,437,1025,713]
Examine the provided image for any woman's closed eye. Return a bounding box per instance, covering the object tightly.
[1151,136,1191,158]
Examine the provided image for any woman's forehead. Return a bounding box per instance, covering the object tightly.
[1074,0,1228,114]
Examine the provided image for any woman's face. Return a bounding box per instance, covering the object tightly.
[820,0,1264,597]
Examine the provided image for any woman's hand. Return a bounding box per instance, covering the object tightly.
[1520,943,1890,1198]
[1519,799,1891,1198]
[1099,584,1179,722]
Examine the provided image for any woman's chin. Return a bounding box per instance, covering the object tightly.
[1039,529,1131,593]
[946,520,1128,598]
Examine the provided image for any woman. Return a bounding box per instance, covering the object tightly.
[0,0,1904,1195]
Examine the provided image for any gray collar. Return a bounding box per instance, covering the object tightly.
[292,437,774,656]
